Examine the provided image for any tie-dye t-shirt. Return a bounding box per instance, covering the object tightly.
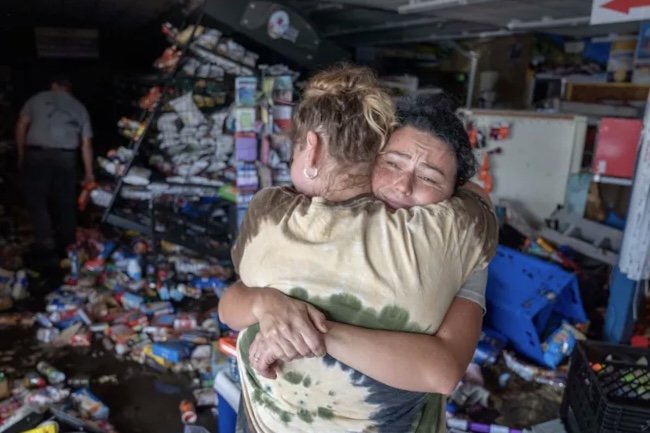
[231,187,498,433]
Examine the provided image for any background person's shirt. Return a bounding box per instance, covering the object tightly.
[20,90,93,150]
[232,187,498,433]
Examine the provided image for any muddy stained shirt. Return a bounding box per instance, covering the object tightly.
[232,187,498,433]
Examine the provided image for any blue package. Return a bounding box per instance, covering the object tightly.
[47,295,84,312]
[56,315,83,330]
[191,276,228,290]
[98,241,116,261]
[235,76,257,106]
[71,388,109,420]
[119,292,144,310]
[542,321,579,369]
[152,314,176,327]
[473,327,508,365]
[152,341,194,363]
[141,301,174,316]
[158,285,170,301]
[170,288,185,302]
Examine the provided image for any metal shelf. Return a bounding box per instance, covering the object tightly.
[104,212,151,235]
[155,226,231,260]
[104,210,231,260]
[592,174,633,187]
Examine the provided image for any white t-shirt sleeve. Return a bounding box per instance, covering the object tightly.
[456,268,488,313]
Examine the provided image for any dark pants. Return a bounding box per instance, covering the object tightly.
[22,148,77,254]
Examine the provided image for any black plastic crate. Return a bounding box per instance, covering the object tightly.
[561,340,650,433]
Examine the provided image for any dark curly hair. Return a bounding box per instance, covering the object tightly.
[396,93,476,187]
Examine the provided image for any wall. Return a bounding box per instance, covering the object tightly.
[464,109,588,223]
[438,35,535,109]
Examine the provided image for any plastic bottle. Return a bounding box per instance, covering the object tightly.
[68,250,80,280]
[127,258,142,280]
[36,361,65,385]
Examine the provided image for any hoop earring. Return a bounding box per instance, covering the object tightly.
[303,167,318,179]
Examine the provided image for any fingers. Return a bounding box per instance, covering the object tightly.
[298,325,326,358]
[275,335,301,360]
[248,334,263,367]
[262,322,306,360]
[258,303,328,360]
[284,329,315,358]
[250,337,280,379]
[307,306,329,334]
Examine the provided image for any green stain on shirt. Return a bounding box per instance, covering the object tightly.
[297,409,314,424]
[283,371,304,385]
[280,411,293,424]
[288,288,423,332]
[252,389,294,424]
[378,304,411,330]
[290,287,309,300]
[239,289,426,429]
[317,407,334,420]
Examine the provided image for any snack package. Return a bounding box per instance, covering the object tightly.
[71,388,110,420]
[169,92,206,126]
[542,321,585,369]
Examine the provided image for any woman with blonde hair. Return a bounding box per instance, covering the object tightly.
[220,64,497,433]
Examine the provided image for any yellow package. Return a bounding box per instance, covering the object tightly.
[21,421,59,433]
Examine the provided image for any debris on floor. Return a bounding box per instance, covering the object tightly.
[0,228,235,432]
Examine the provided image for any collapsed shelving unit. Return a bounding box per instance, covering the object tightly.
[97,6,297,261]
[485,246,588,366]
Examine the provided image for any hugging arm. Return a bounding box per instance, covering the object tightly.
[218,282,328,358]
[322,296,483,394]
[249,271,486,394]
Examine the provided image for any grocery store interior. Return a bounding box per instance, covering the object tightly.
[1,0,650,432]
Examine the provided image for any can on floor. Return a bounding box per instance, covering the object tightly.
[36,361,65,385]
[36,328,60,344]
[180,400,197,424]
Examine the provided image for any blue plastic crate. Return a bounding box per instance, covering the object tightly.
[485,246,587,365]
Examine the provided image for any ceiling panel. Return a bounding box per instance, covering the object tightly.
[550,21,642,38]
[402,0,592,26]
[298,0,642,46]
[340,20,497,45]
[0,0,643,47]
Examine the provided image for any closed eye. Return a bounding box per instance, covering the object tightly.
[386,160,400,169]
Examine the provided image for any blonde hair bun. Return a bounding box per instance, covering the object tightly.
[304,64,379,99]
[293,64,396,165]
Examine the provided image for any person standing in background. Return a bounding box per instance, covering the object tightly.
[15,77,94,267]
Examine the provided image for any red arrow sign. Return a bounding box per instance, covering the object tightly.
[602,0,650,14]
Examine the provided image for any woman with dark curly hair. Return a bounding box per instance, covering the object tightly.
[220,67,496,433]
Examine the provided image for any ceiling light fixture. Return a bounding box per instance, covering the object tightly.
[398,0,498,15]
[506,16,590,30]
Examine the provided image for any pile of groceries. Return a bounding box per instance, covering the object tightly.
[0,228,243,433]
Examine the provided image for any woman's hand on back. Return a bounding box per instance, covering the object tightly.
[253,288,329,360]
